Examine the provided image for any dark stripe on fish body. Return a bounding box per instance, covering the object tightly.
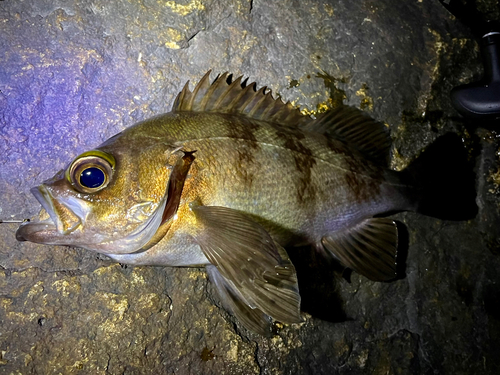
[236,145,257,187]
[325,137,348,156]
[343,155,382,204]
[225,115,260,145]
[294,152,317,204]
[316,133,384,204]
[225,116,261,187]
[275,129,317,205]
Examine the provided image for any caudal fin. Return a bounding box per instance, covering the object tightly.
[404,133,477,221]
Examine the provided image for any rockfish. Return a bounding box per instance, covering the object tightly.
[16,71,475,335]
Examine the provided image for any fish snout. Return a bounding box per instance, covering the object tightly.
[15,182,90,244]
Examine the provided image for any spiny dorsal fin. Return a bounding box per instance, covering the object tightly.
[304,106,392,166]
[172,71,310,127]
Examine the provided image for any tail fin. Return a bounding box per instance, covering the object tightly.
[404,133,477,221]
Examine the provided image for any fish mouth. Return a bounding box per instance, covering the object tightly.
[16,185,83,243]
[31,186,59,226]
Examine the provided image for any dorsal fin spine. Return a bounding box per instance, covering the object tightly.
[195,72,214,111]
[234,84,258,112]
[260,97,277,118]
[247,87,269,117]
[213,75,240,109]
[223,77,247,110]
[174,81,190,111]
[206,72,228,108]
[171,71,309,128]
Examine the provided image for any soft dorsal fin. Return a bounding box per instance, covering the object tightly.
[304,106,392,166]
[172,71,310,127]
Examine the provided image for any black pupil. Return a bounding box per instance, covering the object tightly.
[80,167,105,188]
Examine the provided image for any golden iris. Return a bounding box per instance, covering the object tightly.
[66,150,115,193]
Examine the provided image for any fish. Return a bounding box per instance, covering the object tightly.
[16,71,476,336]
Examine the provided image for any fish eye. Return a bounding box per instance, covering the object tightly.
[66,150,115,193]
[80,167,106,188]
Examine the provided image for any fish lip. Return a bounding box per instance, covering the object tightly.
[15,185,60,242]
[30,185,61,229]
[19,185,84,238]
[15,218,57,242]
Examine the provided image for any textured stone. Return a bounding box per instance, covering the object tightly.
[1,0,499,374]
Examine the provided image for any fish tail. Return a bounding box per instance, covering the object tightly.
[402,133,477,221]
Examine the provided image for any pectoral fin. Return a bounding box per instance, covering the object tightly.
[191,205,302,333]
[321,218,398,281]
[206,265,273,336]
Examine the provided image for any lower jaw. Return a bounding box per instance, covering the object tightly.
[15,218,58,243]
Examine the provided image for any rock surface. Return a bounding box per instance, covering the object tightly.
[1,0,499,374]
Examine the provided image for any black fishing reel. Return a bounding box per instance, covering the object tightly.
[439,1,500,122]
[451,23,500,121]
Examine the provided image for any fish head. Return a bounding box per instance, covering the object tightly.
[16,133,180,254]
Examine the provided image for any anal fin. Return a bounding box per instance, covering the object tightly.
[321,218,398,281]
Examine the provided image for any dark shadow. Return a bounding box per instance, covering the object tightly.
[288,219,410,322]
[287,245,348,323]
[395,221,409,280]
[408,133,478,221]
